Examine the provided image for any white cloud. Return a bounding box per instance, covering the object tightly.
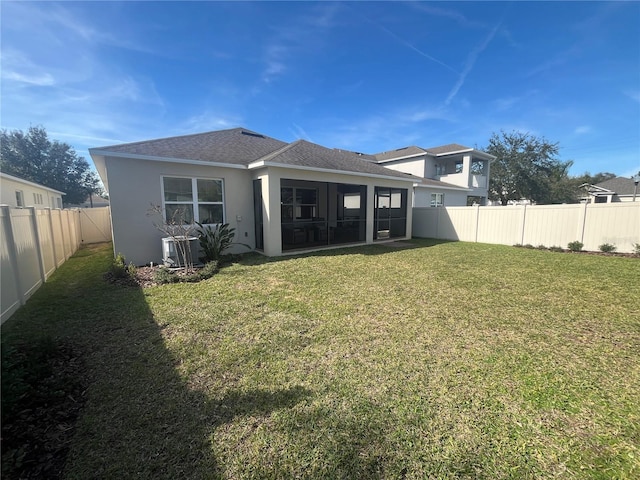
[181,112,242,134]
[574,125,592,135]
[260,3,341,83]
[290,124,313,142]
[445,23,500,105]
[624,90,640,103]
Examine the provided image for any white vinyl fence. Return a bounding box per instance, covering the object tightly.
[1,206,111,323]
[413,202,640,253]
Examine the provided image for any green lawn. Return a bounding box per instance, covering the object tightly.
[2,240,639,479]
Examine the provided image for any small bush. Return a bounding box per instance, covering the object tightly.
[549,246,564,252]
[633,243,640,255]
[153,267,179,284]
[513,243,523,248]
[567,241,584,252]
[126,262,137,277]
[153,262,219,285]
[109,253,128,278]
[523,244,535,249]
[537,244,547,250]
[599,243,616,253]
[197,261,219,280]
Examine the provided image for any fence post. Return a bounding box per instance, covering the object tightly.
[474,204,480,243]
[1,205,25,306]
[576,202,588,244]
[27,206,47,285]
[520,205,528,245]
[57,208,67,261]
[46,208,58,269]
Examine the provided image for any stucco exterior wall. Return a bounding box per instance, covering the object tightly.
[252,166,414,256]
[380,157,426,177]
[1,175,64,209]
[105,156,255,265]
[414,188,468,207]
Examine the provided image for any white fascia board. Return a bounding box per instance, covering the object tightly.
[250,161,416,183]
[0,172,66,195]
[375,152,427,164]
[88,149,247,170]
[434,149,496,160]
[434,149,474,156]
[413,183,471,192]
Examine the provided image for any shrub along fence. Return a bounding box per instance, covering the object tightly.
[1,206,111,323]
[413,202,640,253]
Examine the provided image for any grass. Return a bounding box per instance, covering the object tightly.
[2,239,639,479]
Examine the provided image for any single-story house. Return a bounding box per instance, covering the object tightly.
[582,176,640,203]
[0,172,64,209]
[370,144,495,207]
[67,193,110,209]
[90,128,419,264]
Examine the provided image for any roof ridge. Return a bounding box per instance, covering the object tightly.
[92,127,250,150]
[254,139,302,163]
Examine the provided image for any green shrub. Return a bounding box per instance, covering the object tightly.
[633,243,640,255]
[599,243,616,253]
[196,222,250,263]
[153,267,179,285]
[567,241,584,252]
[537,244,547,250]
[109,253,128,278]
[197,261,219,280]
[153,262,218,285]
[523,244,535,249]
[549,246,564,252]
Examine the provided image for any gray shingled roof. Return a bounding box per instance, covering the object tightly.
[264,140,414,180]
[374,146,428,162]
[595,177,639,195]
[92,128,288,165]
[424,143,472,155]
[413,177,470,190]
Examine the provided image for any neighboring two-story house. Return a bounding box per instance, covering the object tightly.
[371,144,495,207]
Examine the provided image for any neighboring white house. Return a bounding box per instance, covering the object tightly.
[67,193,110,209]
[582,176,640,203]
[0,172,64,209]
[371,144,495,207]
[90,128,418,264]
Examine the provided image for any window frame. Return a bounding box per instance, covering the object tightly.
[15,190,24,207]
[281,186,318,222]
[161,176,225,225]
[430,192,444,207]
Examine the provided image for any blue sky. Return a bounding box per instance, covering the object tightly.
[2,1,639,178]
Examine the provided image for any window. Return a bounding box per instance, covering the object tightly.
[15,190,24,207]
[430,193,444,207]
[471,159,485,175]
[56,198,62,209]
[281,187,317,221]
[162,177,224,224]
[33,193,43,204]
[455,160,464,174]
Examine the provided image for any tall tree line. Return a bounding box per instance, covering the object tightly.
[0,126,101,205]
[484,131,616,205]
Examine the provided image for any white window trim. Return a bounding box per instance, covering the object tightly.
[15,190,24,207]
[430,192,444,207]
[161,176,225,225]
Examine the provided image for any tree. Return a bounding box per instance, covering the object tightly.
[0,126,100,205]
[485,130,572,205]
